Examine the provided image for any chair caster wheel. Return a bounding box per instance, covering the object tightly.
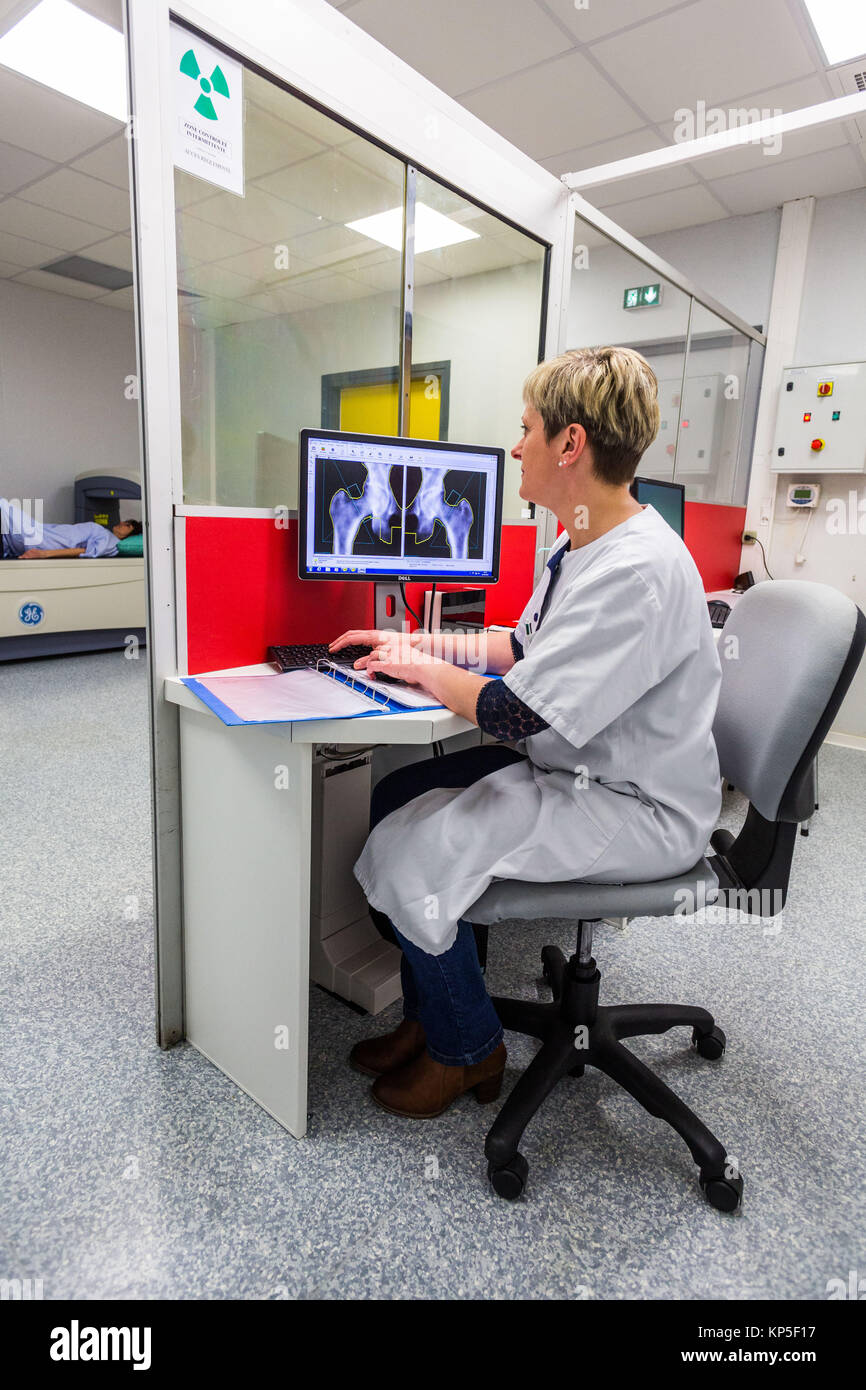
[692,1024,726,1059]
[488,1152,528,1200]
[700,1168,743,1212]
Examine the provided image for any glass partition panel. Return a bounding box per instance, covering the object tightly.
[677,305,757,505]
[410,173,548,520]
[569,213,692,486]
[175,63,405,507]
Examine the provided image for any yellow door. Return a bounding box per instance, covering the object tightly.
[339,374,442,439]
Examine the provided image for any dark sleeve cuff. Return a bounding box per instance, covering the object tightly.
[510,629,525,663]
[476,678,549,742]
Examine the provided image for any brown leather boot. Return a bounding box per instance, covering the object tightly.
[349,1019,427,1077]
[370,1042,507,1118]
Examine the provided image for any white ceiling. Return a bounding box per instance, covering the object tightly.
[329,0,866,234]
[0,0,863,317]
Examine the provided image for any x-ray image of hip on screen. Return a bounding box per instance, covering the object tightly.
[299,429,505,582]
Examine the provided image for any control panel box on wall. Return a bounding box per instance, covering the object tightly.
[772,363,866,473]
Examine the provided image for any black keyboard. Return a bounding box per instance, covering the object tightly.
[268,641,407,687]
[707,600,732,630]
[268,641,373,672]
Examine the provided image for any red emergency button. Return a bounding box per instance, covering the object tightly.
[811,438,825,452]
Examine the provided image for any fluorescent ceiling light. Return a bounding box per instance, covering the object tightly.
[803,0,866,66]
[0,0,127,121]
[564,91,866,190]
[346,203,480,254]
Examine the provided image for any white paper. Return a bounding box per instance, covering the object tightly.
[172,23,244,195]
[198,669,376,723]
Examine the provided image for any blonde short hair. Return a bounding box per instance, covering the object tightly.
[523,346,660,486]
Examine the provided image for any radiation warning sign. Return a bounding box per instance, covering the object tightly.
[171,24,244,196]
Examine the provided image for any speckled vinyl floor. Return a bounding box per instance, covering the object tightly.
[1,652,864,1300]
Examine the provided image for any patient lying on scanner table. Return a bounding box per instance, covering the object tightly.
[0,499,141,559]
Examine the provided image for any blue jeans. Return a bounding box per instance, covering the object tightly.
[368,745,526,1066]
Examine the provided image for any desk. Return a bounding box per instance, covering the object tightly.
[165,665,473,1138]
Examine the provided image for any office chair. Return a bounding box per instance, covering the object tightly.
[466,580,865,1208]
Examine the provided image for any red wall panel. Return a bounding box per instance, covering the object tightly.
[557,500,746,592]
[183,518,538,673]
[184,518,374,674]
[684,501,746,592]
[182,505,743,673]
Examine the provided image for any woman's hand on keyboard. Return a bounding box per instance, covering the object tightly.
[360,634,447,689]
[329,628,424,666]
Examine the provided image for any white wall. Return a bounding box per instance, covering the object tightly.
[0,281,140,521]
[765,187,866,741]
[568,209,779,347]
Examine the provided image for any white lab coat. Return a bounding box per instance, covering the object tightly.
[354,505,722,955]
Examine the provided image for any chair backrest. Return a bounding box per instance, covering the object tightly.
[713,580,865,824]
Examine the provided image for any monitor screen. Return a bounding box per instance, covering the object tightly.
[298,428,505,582]
[630,476,685,539]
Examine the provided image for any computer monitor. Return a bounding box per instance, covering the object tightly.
[630,475,685,539]
[298,428,505,583]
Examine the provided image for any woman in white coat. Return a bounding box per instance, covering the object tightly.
[330,346,722,1120]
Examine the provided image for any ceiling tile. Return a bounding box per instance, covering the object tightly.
[590,0,816,124]
[79,233,133,271]
[594,183,730,237]
[348,257,443,291]
[210,241,319,285]
[0,196,115,252]
[253,149,403,224]
[539,125,664,177]
[71,135,130,189]
[238,284,323,315]
[175,214,261,264]
[179,296,274,329]
[244,72,356,146]
[541,0,693,44]
[0,68,121,163]
[707,145,866,216]
[174,170,219,210]
[73,0,123,29]
[290,269,381,304]
[13,267,106,299]
[285,220,386,269]
[244,101,328,180]
[340,0,573,96]
[179,262,259,302]
[188,184,324,243]
[93,284,136,312]
[690,122,848,183]
[416,234,534,278]
[586,163,699,208]
[462,50,645,159]
[17,167,131,231]
[0,137,56,195]
[0,225,63,268]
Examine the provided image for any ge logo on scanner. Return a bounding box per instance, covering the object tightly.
[19,601,44,627]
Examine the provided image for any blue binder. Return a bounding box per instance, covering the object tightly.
[182,660,442,727]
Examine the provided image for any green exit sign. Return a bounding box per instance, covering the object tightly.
[623,283,661,309]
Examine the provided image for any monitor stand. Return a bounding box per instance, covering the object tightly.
[374,581,409,633]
